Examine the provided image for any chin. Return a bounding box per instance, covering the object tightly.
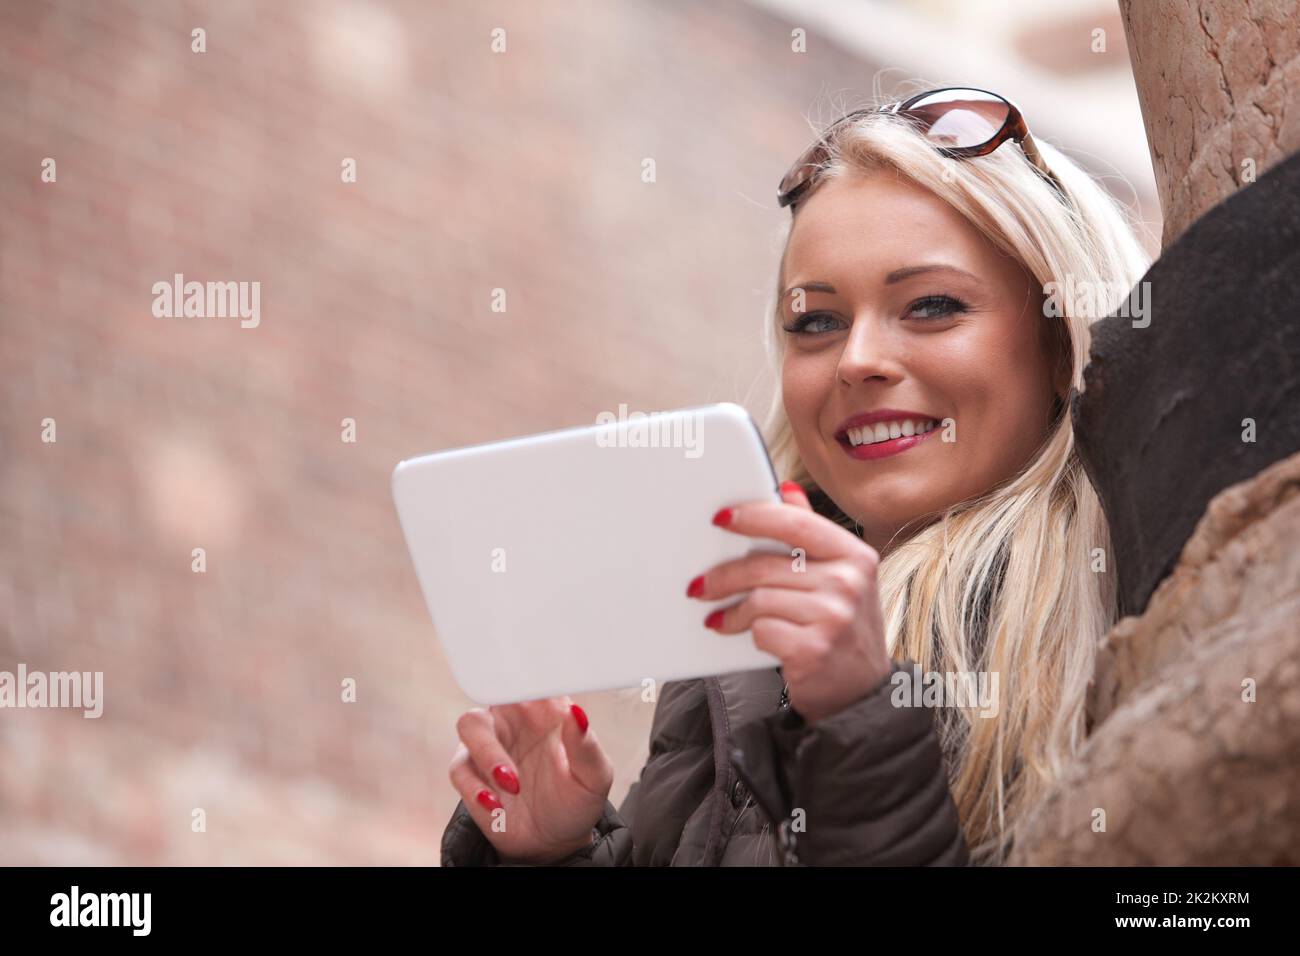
[841,482,924,520]
[848,495,939,543]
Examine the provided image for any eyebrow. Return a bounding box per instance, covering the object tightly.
[781,264,980,300]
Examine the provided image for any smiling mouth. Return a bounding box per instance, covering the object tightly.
[839,417,940,446]
[835,417,942,460]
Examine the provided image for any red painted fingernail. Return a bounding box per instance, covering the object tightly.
[780,480,805,496]
[571,704,589,735]
[712,507,734,527]
[492,764,520,795]
[476,788,502,812]
[704,609,725,630]
[686,574,705,598]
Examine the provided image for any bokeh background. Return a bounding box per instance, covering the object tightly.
[1,0,1159,864]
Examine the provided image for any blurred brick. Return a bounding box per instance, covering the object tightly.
[0,0,875,865]
[0,0,1150,865]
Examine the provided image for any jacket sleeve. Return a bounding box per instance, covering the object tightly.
[440,784,639,867]
[729,659,970,866]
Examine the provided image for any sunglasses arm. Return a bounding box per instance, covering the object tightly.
[1018,132,1067,196]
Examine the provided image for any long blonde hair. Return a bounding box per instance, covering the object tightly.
[760,92,1151,864]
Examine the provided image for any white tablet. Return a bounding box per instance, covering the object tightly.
[391,402,787,704]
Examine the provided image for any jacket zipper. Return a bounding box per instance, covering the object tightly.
[727,680,800,866]
[773,682,799,865]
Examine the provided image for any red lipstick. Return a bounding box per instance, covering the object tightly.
[833,409,942,462]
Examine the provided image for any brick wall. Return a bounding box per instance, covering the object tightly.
[0,0,869,865]
[0,0,1147,863]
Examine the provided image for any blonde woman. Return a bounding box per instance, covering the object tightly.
[441,86,1151,866]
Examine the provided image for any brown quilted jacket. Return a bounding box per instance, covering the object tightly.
[440,659,971,866]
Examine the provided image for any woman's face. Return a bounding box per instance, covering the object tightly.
[780,169,1066,554]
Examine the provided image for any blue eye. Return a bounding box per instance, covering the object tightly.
[908,295,968,320]
[782,312,844,335]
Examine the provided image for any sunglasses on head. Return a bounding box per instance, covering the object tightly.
[777,86,1066,209]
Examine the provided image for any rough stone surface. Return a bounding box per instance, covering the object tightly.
[1010,451,1300,865]
[1119,0,1300,249]
[1072,148,1300,619]
[1039,0,1300,869]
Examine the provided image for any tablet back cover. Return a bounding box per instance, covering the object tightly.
[391,402,784,704]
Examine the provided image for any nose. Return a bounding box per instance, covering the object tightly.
[836,314,904,387]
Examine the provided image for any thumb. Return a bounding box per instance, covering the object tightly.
[779,479,813,510]
[559,702,614,795]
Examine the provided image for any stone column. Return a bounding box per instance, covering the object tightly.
[1011,0,1300,865]
[1119,0,1300,248]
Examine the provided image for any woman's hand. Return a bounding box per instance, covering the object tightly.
[448,697,614,863]
[687,481,893,724]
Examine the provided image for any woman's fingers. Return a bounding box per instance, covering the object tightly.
[705,586,850,633]
[557,702,615,796]
[456,708,521,796]
[778,479,813,510]
[693,552,875,605]
[487,697,569,754]
[713,499,871,563]
[749,616,814,662]
[489,700,548,750]
[473,698,610,797]
[449,743,504,822]
[689,551,817,600]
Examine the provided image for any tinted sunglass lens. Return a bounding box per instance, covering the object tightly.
[778,108,875,205]
[778,158,811,201]
[778,146,824,205]
[903,89,1010,149]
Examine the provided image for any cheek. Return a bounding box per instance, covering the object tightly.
[935,319,1052,470]
[781,350,836,459]
[781,351,826,424]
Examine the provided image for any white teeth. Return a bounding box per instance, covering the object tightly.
[845,418,937,446]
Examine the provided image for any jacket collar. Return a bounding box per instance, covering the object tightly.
[716,667,786,730]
